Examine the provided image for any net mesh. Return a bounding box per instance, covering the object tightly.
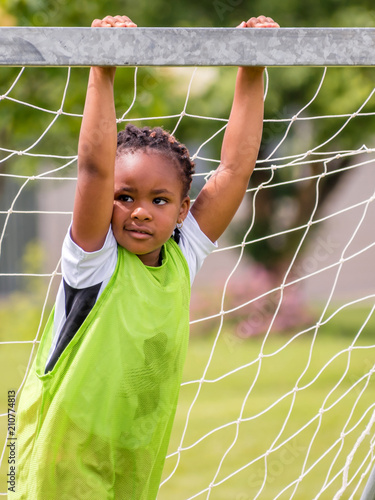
[1,64,375,499]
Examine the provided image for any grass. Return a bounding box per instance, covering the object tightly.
[160,304,375,499]
[1,299,375,498]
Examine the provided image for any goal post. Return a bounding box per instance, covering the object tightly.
[1,27,375,67]
[1,26,375,499]
[361,465,375,500]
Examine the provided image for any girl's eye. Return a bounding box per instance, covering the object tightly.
[118,194,133,202]
[153,198,167,205]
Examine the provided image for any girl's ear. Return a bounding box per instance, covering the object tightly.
[179,196,190,222]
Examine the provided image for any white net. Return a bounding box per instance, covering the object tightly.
[1,64,375,499]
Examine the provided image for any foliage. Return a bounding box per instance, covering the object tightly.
[1,0,375,269]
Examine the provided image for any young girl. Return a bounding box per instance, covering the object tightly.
[12,14,279,500]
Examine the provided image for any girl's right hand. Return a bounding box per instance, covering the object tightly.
[91,15,137,28]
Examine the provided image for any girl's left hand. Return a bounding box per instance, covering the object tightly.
[237,16,280,28]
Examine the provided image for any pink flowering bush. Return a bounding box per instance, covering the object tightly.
[190,263,313,338]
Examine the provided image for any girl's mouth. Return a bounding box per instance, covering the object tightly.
[125,227,152,238]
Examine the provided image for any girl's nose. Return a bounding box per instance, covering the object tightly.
[131,206,152,221]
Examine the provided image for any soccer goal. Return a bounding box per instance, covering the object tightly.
[1,27,375,499]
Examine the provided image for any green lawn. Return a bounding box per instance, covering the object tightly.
[160,306,375,499]
[1,301,375,499]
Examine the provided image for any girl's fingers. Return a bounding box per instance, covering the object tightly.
[91,19,104,27]
[113,15,137,27]
[241,16,280,28]
[102,15,118,26]
[91,15,137,28]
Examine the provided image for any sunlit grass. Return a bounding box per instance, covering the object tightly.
[161,305,375,499]
[1,300,374,498]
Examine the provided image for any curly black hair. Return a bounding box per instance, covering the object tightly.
[116,124,195,198]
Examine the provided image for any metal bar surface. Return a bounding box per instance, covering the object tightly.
[0,27,375,67]
[361,465,375,500]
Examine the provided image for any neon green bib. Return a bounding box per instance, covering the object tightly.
[11,239,190,499]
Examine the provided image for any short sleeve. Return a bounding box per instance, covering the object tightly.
[62,224,118,289]
[178,211,217,284]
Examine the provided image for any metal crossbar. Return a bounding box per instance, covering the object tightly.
[0,27,375,67]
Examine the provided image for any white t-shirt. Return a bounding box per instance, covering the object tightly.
[46,211,216,369]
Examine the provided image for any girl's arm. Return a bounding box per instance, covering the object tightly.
[71,15,137,252]
[190,16,279,243]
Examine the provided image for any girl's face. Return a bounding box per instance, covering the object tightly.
[112,150,190,267]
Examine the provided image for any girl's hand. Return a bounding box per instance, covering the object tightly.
[90,15,137,73]
[91,15,137,28]
[237,16,279,28]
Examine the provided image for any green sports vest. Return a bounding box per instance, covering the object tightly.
[11,239,190,499]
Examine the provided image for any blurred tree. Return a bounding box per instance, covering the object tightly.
[1,0,375,275]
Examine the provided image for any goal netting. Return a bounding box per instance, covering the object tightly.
[1,29,375,500]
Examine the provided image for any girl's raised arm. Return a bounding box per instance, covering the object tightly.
[190,16,279,243]
[71,15,137,252]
